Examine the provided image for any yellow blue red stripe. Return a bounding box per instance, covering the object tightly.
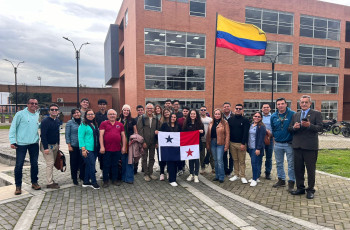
[216,14,267,56]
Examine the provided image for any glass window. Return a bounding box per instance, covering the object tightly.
[145,28,205,58]
[245,7,294,35]
[146,98,205,109]
[298,73,338,94]
[321,101,338,119]
[244,70,292,93]
[190,0,206,17]
[300,15,340,41]
[145,0,161,11]
[145,64,205,91]
[296,101,315,112]
[299,45,339,67]
[245,41,293,64]
[244,100,291,118]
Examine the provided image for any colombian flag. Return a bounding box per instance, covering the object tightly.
[158,131,200,161]
[216,14,267,56]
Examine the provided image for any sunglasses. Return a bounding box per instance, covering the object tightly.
[235,108,243,110]
[50,109,59,111]
[29,102,38,105]
[200,109,206,111]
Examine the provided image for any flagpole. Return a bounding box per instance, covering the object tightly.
[211,12,218,115]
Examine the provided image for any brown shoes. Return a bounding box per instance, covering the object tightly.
[32,183,41,190]
[47,183,60,189]
[15,187,22,195]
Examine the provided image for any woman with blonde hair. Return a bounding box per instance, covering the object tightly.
[206,109,230,183]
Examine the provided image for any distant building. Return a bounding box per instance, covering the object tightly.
[105,0,350,120]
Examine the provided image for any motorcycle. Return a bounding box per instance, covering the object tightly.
[319,118,337,135]
[341,121,350,138]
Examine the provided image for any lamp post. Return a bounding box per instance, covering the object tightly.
[63,37,90,108]
[37,76,42,86]
[3,59,24,113]
[266,53,283,111]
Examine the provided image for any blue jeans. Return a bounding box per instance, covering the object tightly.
[223,150,233,175]
[248,148,263,181]
[15,143,39,187]
[103,151,121,182]
[122,154,134,183]
[211,139,225,181]
[274,142,295,182]
[82,150,97,184]
[264,140,274,176]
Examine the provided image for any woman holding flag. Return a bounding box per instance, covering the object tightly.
[206,109,230,183]
[157,113,182,186]
[158,108,172,181]
[183,109,204,183]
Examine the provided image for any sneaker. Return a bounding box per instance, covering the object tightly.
[47,183,60,189]
[187,174,194,181]
[31,183,41,190]
[112,180,122,186]
[102,182,109,188]
[248,178,261,183]
[194,176,199,183]
[170,182,178,187]
[241,178,248,184]
[150,175,158,180]
[73,180,79,186]
[82,182,93,188]
[92,183,100,190]
[14,187,21,195]
[177,170,184,176]
[250,180,257,187]
[160,174,165,181]
[144,175,151,182]
[229,175,239,182]
[200,169,205,175]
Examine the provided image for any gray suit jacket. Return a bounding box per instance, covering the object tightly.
[288,109,323,150]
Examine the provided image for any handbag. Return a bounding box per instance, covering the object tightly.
[264,130,271,146]
[54,150,67,172]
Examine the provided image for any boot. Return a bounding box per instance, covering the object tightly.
[287,181,295,192]
[272,178,285,188]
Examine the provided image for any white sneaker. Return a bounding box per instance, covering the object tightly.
[187,174,194,181]
[170,182,178,187]
[160,174,165,181]
[248,178,261,183]
[250,180,257,187]
[229,175,239,182]
[194,176,199,183]
[241,177,248,184]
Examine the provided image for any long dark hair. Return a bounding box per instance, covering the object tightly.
[183,109,203,130]
[71,108,81,118]
[83,109,97,126]
[119,108,132,122]
[168,113,180,132]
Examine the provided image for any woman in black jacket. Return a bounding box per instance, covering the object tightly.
[183,109,204,183]
[247,111,266,187]
[158,113,182,186]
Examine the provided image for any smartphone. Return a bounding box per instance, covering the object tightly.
[301,118,308,122]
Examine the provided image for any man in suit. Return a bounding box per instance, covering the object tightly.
[288,95,323,199]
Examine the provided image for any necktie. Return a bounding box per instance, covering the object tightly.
[302,111,306,120]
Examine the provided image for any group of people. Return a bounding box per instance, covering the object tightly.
[9,95,322,199]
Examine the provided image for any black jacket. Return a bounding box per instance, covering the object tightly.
[227,115,249,144]
[40,116,60,149]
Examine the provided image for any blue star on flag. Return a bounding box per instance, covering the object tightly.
[165,135,173,143]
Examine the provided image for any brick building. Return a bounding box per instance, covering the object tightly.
[105,0,350,120]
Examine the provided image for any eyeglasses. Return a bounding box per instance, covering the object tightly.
[253,116,261,118]
[87,114,95,116]
[50,109,59,111]
[29,102,38,105]
[235,108,243,110]
[200,109,206,111]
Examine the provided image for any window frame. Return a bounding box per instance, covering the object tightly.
[299,44,339,67]
[297,73,339,94]
[144,0,162,12]
[146,98,205,109]
[245,41,293,64]
[321,101,338,120]
[189,0,206,18]
[300,15,340,41]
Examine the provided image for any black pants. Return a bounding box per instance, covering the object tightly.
[167,161,178,183]
[69,147,85,182]
[293,148,318,193]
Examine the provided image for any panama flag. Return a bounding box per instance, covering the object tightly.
[158,131,200,161]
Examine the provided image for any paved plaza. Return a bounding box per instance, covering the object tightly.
[0,129,349,229]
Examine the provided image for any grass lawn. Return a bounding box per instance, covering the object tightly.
[0,125,10,129]
[317,149,350,178]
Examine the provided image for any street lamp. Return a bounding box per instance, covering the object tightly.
[266,53,283,111]
[63,37,90,108]
[3,59,24,113]
[37,76,42,86]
